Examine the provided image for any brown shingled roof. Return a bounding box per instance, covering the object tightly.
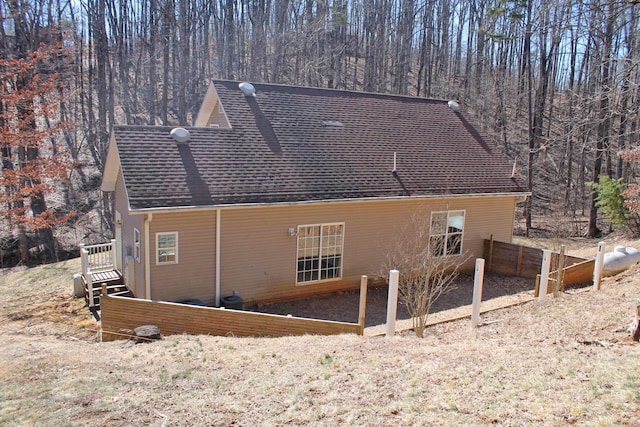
[114,80,527,210]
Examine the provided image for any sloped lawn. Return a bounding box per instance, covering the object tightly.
[1,244,639,426]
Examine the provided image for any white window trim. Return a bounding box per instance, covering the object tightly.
[156,232,179,265]
[295,222,345,285]
[134,227,141,263]
[429,210,465,257]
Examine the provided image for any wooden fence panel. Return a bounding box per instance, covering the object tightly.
[562,259,595,285]
[535,259,595,296]
[484,239,590,280]
[100,296,362,341]
[485,240,543,277]
[519,246,546,278]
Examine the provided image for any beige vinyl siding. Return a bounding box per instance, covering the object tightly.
[218,196,517,304]
[115,171,144,297]
[194,83,231,128]
[205,103,231,129]
[149,211,216,305]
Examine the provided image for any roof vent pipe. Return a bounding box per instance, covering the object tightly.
[392,152,398,175]
[170,127,191,143]
[448,100,460,112]
[239,82,257,97]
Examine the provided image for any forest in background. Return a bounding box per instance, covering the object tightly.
[1,0,639,266]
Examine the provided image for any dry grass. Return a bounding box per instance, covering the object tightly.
[2,239,640,426]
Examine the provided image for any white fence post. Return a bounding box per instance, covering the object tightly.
[471,258,485,328]
[386,270,399,338]
[593,241,605,291]
[538,249,551,301]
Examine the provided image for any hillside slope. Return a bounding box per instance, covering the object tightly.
[1,251,639,426]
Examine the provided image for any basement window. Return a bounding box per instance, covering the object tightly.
[430,211,465,257]
[296,223,344,284]
[156,232,178,265]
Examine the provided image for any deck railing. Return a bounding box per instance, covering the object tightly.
[80,239,117,307]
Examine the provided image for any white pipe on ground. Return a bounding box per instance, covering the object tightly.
[386,270,399,338]
[593,241,605,291]
[538,249,551,301]
[471,258,485,328]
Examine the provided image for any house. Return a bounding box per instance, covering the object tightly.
[96,80,528,307]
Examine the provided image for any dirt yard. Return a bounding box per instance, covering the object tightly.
[1,237,640,426]
[256,273,535,327]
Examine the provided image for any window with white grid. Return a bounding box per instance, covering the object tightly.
[429,211,464,257]
[156,232,178,265]
[296,223,344,284]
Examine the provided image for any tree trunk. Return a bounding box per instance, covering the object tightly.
[589,0,616,238]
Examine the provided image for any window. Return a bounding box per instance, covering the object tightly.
[296,223,344,284]
[430,211,464,256]
[134,228,141,263]
[156,232,178,264]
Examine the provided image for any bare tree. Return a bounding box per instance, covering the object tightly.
[381,210,467,338]
[4,0,640,267]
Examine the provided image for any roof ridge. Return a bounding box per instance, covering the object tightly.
[113,124,232,131]
[211,79,455,104]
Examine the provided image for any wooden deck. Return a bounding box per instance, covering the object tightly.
[83,269,129,310]
[90,269,122,284]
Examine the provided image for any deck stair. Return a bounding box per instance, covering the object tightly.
[83,270,131,309]
[80,240,132,311]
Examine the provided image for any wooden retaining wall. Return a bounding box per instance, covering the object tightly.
[535,259,595,296]
[100,295,363,341]
[558,259,595,286]
[484,238,587,279]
